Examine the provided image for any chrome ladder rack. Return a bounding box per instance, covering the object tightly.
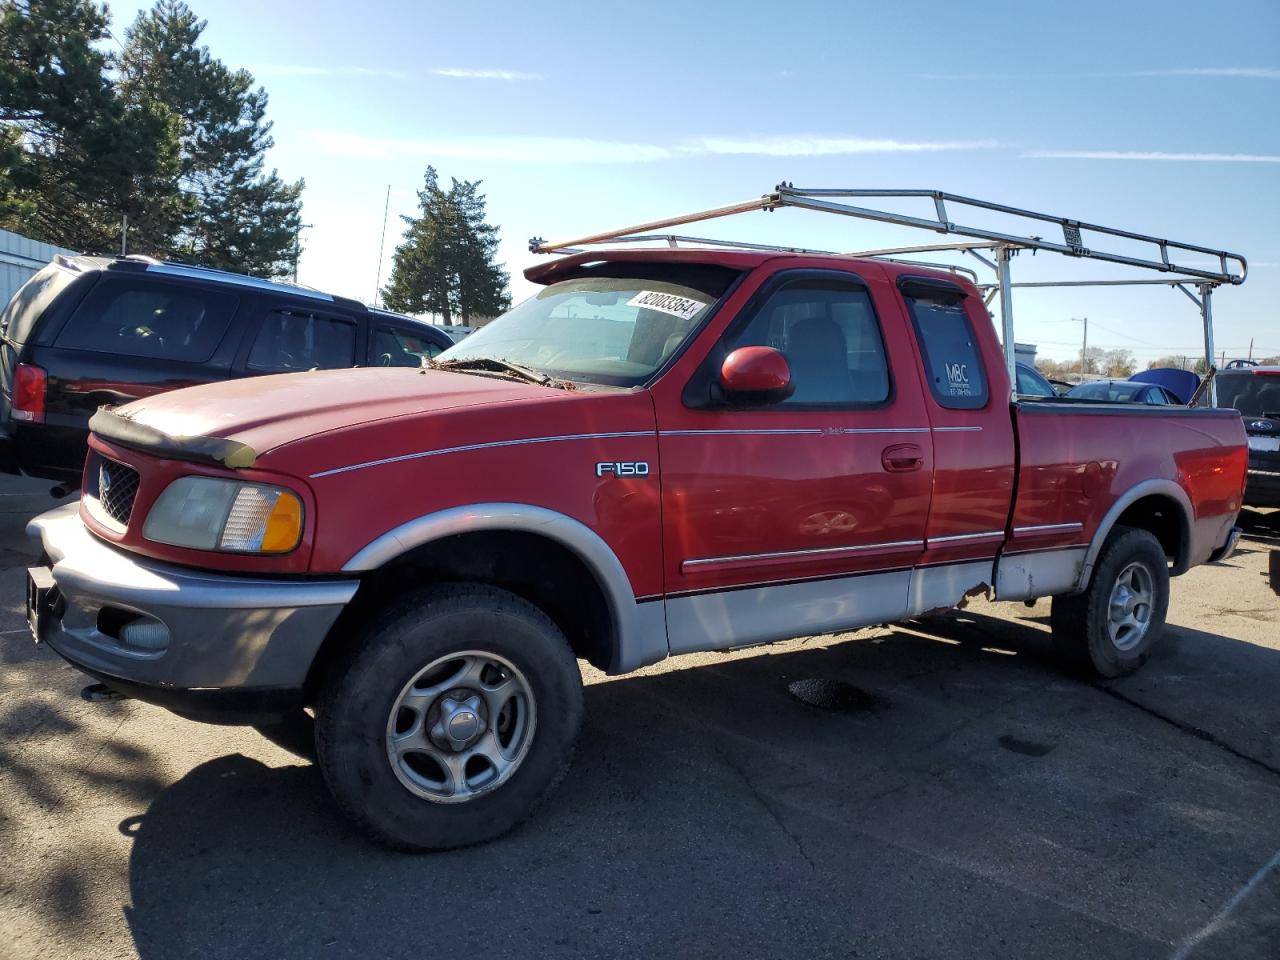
[529,184,1248,403]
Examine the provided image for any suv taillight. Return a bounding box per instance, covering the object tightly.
[12,363,47,423]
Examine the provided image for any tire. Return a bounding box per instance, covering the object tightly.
[314,582,584,851]
[1050,525,1170,678]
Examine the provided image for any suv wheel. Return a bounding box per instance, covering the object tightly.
[315,583,584,851]
[1050,525,1169,678]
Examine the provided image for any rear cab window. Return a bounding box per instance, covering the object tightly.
[900,278,989,410]
[55,279,238,362]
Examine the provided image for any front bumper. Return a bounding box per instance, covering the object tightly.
[27,502,358,724]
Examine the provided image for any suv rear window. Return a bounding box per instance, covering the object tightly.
[56,280,238,362]
[0,261,79,346]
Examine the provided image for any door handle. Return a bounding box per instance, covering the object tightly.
[881,443,924,473]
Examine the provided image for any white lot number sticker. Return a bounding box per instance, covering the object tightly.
[627,290,706,321]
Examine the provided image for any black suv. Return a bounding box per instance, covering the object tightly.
[0,256,454,484]
[1216,364,1280,507]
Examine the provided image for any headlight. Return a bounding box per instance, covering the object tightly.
[143,477,304,553]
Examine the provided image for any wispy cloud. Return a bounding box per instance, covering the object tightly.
[311,130,1001,164]
[1024,149,1280,163]
[1128,67,1280,79]
[310,132,672,163]
[687,136,1000,156]
[431,68,542,81]
[249,64,410,80]
[916,66,1279,81]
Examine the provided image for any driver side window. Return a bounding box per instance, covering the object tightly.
[721,278,890,407]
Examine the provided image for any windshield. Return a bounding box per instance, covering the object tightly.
[1217,372,1280,417]
[437,266,738,387]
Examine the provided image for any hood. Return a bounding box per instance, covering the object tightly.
[100,367,560,461]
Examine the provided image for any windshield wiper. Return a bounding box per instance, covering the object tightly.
[429,356,573,390]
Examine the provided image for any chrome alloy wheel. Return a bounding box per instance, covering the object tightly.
[1107,561,1155,651]
[385,651,536,804]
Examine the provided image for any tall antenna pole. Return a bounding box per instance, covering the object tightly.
[373,184,391,306]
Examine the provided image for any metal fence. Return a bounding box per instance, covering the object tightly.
[0,228,73,307]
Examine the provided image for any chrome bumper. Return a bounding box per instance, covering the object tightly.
[27,502,357,710]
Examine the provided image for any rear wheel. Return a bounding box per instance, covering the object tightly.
[315,583,584,851]
[1050,525,1169,678]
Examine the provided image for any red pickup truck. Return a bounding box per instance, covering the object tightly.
[27,248,1247,850]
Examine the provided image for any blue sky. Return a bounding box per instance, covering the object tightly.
[118,0,1280,364]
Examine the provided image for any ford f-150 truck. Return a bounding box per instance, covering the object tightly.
[26,247,1247,850]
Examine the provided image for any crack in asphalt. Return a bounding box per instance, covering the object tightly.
[1096,682,1280,779]
[712,743,817,872]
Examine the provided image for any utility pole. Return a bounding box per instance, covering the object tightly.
[373,184,391,306]
[293,223,313,284]
[1072,317,1088,382]
[1249,338,1254,362]
[120,215,128,256]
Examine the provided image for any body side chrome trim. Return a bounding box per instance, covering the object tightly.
[1013,522,1084,535]
[340,503,666,674]
[933,425,983,432]
[660,427,932,437]
[681,538,924,571]
[312,431,654,479]
[925,530,1004,545]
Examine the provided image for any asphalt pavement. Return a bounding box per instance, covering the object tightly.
[2,473,1278,959]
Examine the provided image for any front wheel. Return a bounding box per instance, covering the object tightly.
[1050,525,1170,678]
[315,583,584,851]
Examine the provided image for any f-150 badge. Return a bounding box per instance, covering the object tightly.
[596,461,651,478]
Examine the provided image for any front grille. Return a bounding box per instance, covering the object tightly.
[93,456,140,527]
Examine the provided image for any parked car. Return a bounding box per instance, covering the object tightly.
[1215,364,1280,506]
[27,248,1246,850]
[1130,367,1200,404]
[0,255,454,485]
[1014,362,1056,398]
[1066,379,1182,405]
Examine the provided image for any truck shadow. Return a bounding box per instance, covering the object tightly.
[115,608,1280,960]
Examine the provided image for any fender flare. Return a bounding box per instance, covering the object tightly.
[1076,479,1194,591]
[340,503,666,673]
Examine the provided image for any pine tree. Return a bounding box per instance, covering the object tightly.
[0,0,182,251]
[383,166,510,323]
[118,0,303,276]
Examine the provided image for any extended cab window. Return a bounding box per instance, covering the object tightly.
[723,278,890,406]
[374,325,445,367]
[55,281,237,362]
[901,280,988,410]
[248,309,356,373]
